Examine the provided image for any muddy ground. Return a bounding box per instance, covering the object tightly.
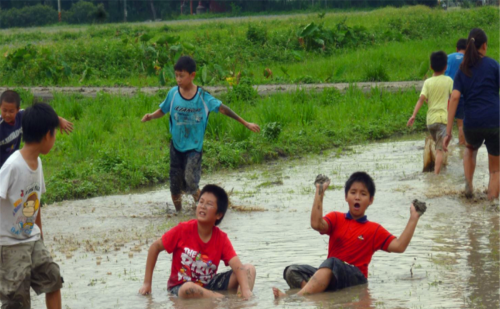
[32,133,499,309]
[0,81,423,102]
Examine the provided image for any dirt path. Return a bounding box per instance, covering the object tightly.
[0,81,423,101]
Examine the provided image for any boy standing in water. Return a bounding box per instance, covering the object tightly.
[139,184,256,299]
[407,51,453,174]
[273,172,422,298]
[142,56,260,211]
[445,38,467,145]
[0,103,63,309]
[0,90,73,168]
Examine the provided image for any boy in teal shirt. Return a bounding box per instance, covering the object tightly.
[142,56,260,211]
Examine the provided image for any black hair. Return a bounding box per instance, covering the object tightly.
[199,184,228,226]
[174,56,196,74]
[22,103,59,143]
[0,90,21,109]
[344,172,376,198]
[460,28,488,77]
[456,38,467,51]
[430,51,448,73]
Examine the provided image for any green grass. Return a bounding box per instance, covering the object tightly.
[0,6,498,87]
[15,86,428,204]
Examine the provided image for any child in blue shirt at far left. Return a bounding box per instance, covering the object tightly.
[142,56,260,212]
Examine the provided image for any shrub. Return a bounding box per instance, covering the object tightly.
[246,24,267,45]
[364,64,390,82]
[0,5,57,29]
[64,1,108,24]
[262,122,282,141]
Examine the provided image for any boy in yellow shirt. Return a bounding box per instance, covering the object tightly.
[407,51,453,174]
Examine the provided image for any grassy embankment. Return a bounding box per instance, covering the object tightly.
[14,87,427,204]
[0,6,498,87]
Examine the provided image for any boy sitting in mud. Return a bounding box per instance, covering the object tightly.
[407,51,453,174]
[141,56,260,212]
[0,103,64,308]
[0,90,73,168]
[139,184,256,299]
[273,172,423,298]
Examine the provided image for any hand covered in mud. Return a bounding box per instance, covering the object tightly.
[406,116,416,127]
[314,174,331,196]
[141,113,152,122]
[245,122,261,133]
[139,283,152,295]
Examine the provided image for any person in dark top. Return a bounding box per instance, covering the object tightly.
[0,90,73,168]
[444,28,499,201]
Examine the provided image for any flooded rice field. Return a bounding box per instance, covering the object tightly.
[34,134,499,309]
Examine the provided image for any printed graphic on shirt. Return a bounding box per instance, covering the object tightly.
[178,247,217,286]
[11,184,40,236]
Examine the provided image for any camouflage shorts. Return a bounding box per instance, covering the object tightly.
[0,239,63,309]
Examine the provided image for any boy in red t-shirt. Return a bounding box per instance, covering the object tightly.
[273,172,422,298]
[139,184,256,299]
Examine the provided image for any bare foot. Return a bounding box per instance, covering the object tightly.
[465,182,474,199]
[272,287,287,299]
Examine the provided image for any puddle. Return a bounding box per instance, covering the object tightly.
[33,134,499,309]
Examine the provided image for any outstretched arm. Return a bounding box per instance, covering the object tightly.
[139,238,165,295]
[407,95,426,127]
[58,116,73,135]
[228,256,253,300]
[387,204,421,253]
[310,181,330,234]
[219,104,260,133]
[142,109,165,122]
[443,90,461,151]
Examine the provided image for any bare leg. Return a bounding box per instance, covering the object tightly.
[456,119,465,145]
[171,194,182,211]
[434,150,444,175]
[227,264,256,295]
[46,290,61,309]
[178,282,224,299]
[464,146,478,198]
[487,154,500,201]
[273,268,333,299]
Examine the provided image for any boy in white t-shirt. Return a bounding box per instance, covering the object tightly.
[407,51,453,175]
[0,103,63,308]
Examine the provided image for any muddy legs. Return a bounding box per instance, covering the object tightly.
[273,268,334,299]
[487,154,499,201]
[463,147,478,198]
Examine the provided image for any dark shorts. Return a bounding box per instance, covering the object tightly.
[463,127,499,156]
[169,143,203,196]
[168,270,233,296]
[427,123,447,151]
[283,258,367,292]
[455,97,465,120]
[0,240,63,309]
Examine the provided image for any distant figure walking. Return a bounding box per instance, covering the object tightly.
[444,28,499,200]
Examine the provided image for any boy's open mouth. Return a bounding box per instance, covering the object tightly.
[198,211,207,217]
[354,203,361,209]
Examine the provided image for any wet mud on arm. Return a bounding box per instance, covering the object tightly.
[387,204,422,253]
[311,175,330,234]
[229,256,252,299]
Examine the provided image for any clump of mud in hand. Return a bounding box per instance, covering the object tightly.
[412,199,427,216]
[315,174,331,195]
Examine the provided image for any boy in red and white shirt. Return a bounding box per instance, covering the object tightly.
[273,172,423,298]
[139,184,256,299]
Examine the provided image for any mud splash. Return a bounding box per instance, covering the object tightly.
[32,133,499,309]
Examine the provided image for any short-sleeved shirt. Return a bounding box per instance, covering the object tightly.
[453,57,500,129]
[321,211,396,278]
[0,151,44,246]
[162,219,237,289]
[159,86,221,153]
[420,75,453,126]
[0,110,24,168]
[445,52,464,80]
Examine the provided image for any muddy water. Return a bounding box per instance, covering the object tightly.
[33,134,499,309]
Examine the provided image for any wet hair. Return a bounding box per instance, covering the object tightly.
[460,28,488,77]
[344,172,376,198]
[22,103,59,143]
[174,56,196,74]
[430,51,447,73]
[456,38,467,51]
[199,184,228,226]
[0,90,21,109]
